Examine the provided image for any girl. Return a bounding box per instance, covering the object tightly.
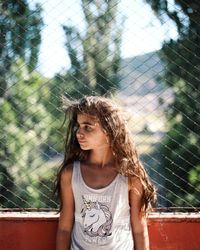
[56,95,156,250]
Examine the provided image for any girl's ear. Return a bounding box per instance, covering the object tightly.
[102,128,111,144]
[102,128,108,135]
[106,137,110,144]
[102,128,109,141]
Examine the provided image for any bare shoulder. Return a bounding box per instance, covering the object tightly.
[58,163,75,234]
[59,163,75,211]
[60,163,73,185]
[128,175,144,197]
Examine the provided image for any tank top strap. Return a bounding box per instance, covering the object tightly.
[72,160,81,185]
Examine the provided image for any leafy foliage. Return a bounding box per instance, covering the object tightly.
[0,0,43,97]
[0,60,57,208]
[0,1,58,208]
[57,0,123,98]
[146,0,200,206]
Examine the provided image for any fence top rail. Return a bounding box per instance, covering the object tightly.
[154,207,200,212]
[0,207,200,212]
[0,211,200,222]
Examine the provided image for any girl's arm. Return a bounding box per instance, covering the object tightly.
[56,165,75,250]
[129,177,149,250]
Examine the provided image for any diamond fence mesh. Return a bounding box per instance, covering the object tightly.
[0,0,199,212]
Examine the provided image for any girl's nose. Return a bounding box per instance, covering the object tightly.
[76,128,84,138]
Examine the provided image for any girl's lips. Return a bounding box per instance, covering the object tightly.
[78,140,87,143]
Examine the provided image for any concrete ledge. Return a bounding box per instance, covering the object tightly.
[0,212,200,250]
[0,212,58,220]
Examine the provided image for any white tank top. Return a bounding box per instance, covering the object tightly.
[71,161,134,250]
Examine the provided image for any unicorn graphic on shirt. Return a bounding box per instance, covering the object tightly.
[81,195,113,237]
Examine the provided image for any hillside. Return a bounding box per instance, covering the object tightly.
[117,51,173,153]
[118,50,173,122]
[119,51,165,96]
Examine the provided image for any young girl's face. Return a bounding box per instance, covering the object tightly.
[76,113,109,151]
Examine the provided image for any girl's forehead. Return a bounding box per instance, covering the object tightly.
[77,113,99,124]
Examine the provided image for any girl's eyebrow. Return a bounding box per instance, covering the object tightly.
[77,121,96,126]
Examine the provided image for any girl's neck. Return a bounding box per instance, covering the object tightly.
[88,148,114,167]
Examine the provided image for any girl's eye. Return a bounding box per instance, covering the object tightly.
[90,214,95,217]
[75,123,94,133]
[84,125,93,132]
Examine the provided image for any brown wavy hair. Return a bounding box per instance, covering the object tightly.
[56,95,156,213]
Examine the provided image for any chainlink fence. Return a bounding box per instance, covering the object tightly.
[0,0,199,212]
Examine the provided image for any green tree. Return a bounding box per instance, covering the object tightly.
[0,0,43,97]
[61,0,123,98]
[146,0,200,206]
[0,1,57,208]
[0,60,57,208]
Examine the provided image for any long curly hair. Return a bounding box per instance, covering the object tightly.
[56,95,156,213]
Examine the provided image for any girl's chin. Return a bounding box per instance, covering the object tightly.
[79,145,90,150]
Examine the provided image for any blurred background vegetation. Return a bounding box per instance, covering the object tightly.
[0,0,199,210]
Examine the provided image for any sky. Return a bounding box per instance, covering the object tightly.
[30,0,178,77]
